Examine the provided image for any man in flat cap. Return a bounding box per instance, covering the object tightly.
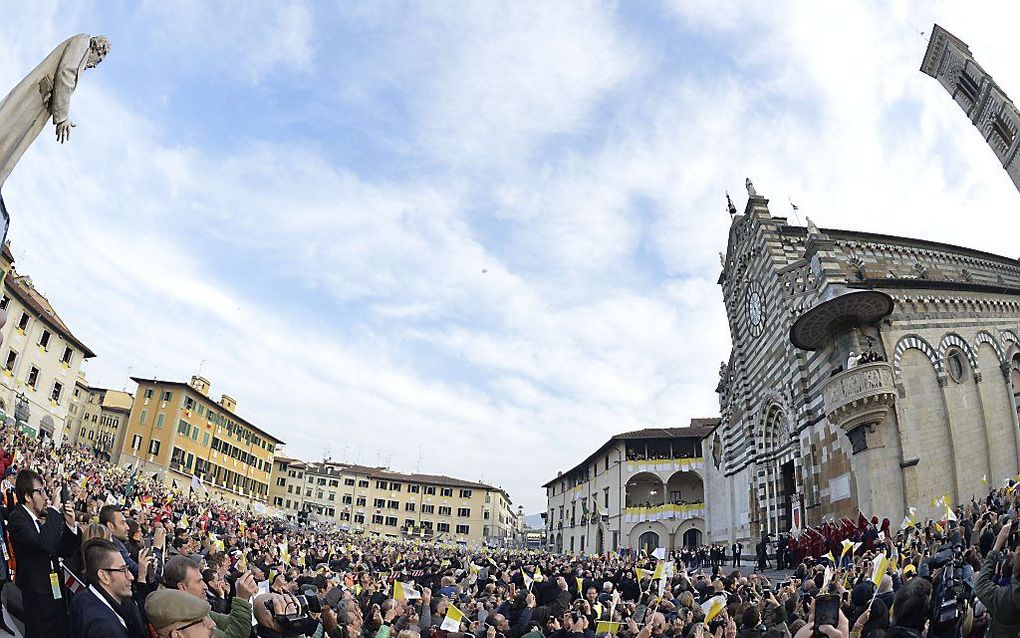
[145,588,216,637]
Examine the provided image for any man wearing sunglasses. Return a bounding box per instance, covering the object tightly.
[70,538,147,637]
[7,468,80,638]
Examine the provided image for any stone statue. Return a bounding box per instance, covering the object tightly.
[0,34,110,189]
[805,216,820,236]
[745,178,757,198]
[726,191,737,216]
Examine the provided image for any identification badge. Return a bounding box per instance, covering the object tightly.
[50,571,61,600]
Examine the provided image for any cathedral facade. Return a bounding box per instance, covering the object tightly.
[704,185,1020,546]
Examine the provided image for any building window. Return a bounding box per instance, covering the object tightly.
[459,489,472,498]
[4,349,16,371]
[389,482,401,491]
[148,439,161,455]
[156,414,165,429]
[405,518,415,528]
[161,391,172,402]
[405,502,416,512]
[421,504,435,514]
[376,480,388,489]
[356,496,366,506]
[0,295,7,311]
[457,507,471,517]
[60,346,73,365]
[344,478,355,486]
[16,312,28,332]
[407,484,419,493]
[50,381,62,403]
[387,500,399,509]
[423,486,436,495]
[372,514,384,524]
[385,516,398,526]
[440,488,453,497]
[26,365,39,389]
[354,514,365,524]
[38,330,50,350]
[373,498,386,508]
[358,480,369,488]
[342,494,353,504]
[436,522,450,533]
[438,506,452,516]
[456,524,470,535]
[947,348,967,383]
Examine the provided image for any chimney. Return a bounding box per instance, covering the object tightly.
[220,394,236,412]
[190,375,210,396]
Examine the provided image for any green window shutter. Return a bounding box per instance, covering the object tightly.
[140,409,147,426]
[156,414,165,429]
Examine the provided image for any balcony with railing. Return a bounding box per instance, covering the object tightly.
[821,361,896,451]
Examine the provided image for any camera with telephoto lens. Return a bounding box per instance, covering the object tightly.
[264,593,323,637]
[924,539,973,638]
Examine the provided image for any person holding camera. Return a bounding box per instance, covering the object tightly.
[975,519,1020,637]
[8,467,81,638]
[163,554,259,638]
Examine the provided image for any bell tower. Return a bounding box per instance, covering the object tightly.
[921,24,1020,193]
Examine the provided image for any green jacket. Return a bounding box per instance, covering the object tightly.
[975,549,1020,638]
[211,596,253,638]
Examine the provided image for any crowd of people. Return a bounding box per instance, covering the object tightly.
[0,424,1019,638]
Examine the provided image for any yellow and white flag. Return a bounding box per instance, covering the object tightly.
[840,539,855,560]
[871,552,889,587]
[701,595,726,623]
[522,568,534,590]
[821,566,832,591]
[822,551,836,564]
[595,622,621,636]
[635,567,651,581]
[393,581,421,601]
[982,474,989,485]
[652,562,665,580]
[945,506,957,522]
[441,604,464,632]
[534,567,543,583]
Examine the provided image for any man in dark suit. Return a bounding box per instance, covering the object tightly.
[8,468,80,638]
[732,541,741,567]
[69,538,146,638]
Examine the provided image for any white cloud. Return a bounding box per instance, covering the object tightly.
[2,2,1020,514]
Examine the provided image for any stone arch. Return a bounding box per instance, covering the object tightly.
[625,472,665,508]
[938,333,980,372]
[975,340,1019,480]
[975,331,1006,365]
[1001,330,1019,346]
[665,470,704,505]
[893,334,941,377]
[757,402,788,457]
[897,347,955,517]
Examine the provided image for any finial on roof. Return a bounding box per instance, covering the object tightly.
[726,191,737,217]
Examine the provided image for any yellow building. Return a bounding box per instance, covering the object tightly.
[67,383,133,464]
[269,457,513,546]
[119,375,284,505]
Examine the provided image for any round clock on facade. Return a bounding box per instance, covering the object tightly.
[746,282,766,337]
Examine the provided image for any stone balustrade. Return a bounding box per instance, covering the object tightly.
[821,361,896,440]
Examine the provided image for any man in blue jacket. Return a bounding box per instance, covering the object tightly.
[69,538,146,638]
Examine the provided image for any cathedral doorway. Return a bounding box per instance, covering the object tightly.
[781,460,796,533]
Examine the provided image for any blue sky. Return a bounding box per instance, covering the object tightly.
[1,1,1019,513]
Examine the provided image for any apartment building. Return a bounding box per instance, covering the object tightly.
[269,457,513,546]
[67,383,133,463]
[119,374,283,506]
[0,243,95,441]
